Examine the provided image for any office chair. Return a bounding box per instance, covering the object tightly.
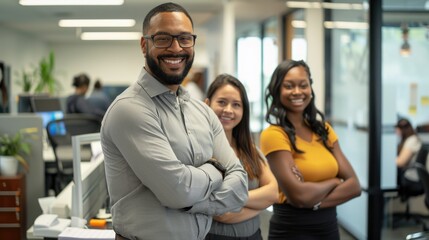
[46,114,101,195]
[405,143,429,239]
[393,142,429,229]
[417,124,429,134]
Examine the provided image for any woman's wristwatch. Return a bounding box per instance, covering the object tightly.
[313,201,322,211]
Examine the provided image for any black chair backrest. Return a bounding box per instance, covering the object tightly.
[417,124,429,133]
[414,143,429,209]
[416,143,429,165]
[46,114,101,172]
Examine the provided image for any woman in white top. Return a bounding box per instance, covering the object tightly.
[395,118,422,192]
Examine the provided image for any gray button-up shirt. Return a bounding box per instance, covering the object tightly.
[101,67,248,240]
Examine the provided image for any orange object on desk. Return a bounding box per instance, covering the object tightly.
[89,219,107,228]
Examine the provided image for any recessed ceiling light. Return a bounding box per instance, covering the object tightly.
[59,19,136,27]
[291,20,368,30]
[20,0,123,6]
[80,32,141,40]
[291,20,307,28]
[324,21,368,30]
[286,1,364,10]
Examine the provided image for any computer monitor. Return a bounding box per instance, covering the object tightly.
[102,85,128,103]
[35,111,66,136]
[31,96,63,112]
[71,133,108,223]
[32,97,66,136]
[0,62,11,113]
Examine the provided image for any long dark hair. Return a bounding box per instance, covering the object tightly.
[206,74,263,179]
[396,118,417,154]
[264,60,330,153]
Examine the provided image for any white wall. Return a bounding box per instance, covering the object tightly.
[52,27,210,97]
[0,26,211,113]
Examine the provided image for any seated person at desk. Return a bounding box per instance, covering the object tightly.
[395,118,423,194]
[87,79,111,113]
[67,73,105,119]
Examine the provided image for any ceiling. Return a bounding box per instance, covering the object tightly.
[0,0,289,43]
[0,0,427,44]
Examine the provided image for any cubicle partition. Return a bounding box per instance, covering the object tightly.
[71,133,108,223]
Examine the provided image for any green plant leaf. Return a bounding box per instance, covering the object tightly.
[35,50,58,95]
[15,155,29,173]
[0,129,38,173]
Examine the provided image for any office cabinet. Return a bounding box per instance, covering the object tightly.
[0,174,26,240]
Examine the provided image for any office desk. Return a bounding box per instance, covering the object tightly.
[27,152,106,240]
[43,146,55,162]
[27,162,92,239]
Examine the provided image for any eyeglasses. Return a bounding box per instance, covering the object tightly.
[144,33,197,48]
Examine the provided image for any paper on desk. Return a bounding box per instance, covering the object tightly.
[38,196,56,214]
[58,227,115,240]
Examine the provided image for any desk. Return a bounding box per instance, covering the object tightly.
[27,154,105,239]
[43,146,55,163]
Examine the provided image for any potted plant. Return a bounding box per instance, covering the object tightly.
[14,66,37,93]
[0,130,32,176]
[34,51,61,95]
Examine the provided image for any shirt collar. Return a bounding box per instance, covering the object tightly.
[138,67,191,102]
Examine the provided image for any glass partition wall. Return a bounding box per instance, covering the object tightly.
[326,1,429,239]
[237,17,279,133]
[236,1,428,238]
[327,2,370,239]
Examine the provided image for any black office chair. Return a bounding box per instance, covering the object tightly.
[393,142,429,229]
[405,143,429,239]
[417,124,429,133]
[46,114,101,195]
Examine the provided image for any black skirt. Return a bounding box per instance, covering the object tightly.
[205,229,262,240]
[268,203,339,240]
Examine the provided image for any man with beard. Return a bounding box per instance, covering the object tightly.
[100,3,248,240]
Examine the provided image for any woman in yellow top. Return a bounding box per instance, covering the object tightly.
[260,60,361,239]
[205,74,278,240]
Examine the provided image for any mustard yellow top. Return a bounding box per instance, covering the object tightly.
[260,123,339,203]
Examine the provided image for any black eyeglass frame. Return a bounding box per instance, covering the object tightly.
[143,33,197,48]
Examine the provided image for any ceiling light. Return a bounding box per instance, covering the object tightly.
[324,21,368,29]
[291,20,368,30]
[286,1,364,10]
[20,0,123,6]
[81,32,141,41]
[321,2,364,10]
[291,20,307,28]
[286,1,321,9]
[59,19,135,27]
[400,24,411,57]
